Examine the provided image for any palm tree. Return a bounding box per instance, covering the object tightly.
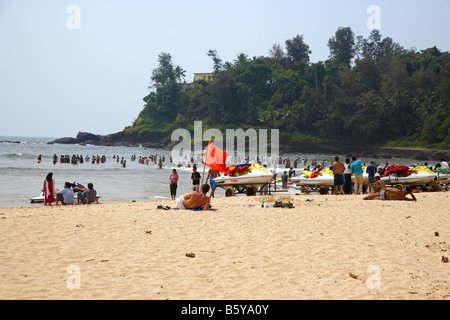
[234,53,249,66]
[389,88,410,136]
[207,49,223,74]
[174,65,186,83]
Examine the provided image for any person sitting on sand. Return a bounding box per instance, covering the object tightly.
[369,176,386,193]
[55,182,75,205]
[363,186,417,202]
[176,184,211,211]
[77,183,99,205]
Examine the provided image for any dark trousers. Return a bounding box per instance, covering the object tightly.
[344,174,352,194]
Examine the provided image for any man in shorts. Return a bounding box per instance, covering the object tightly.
[191,166,201,192]
[206,168,220,198]
[332,156,345,195]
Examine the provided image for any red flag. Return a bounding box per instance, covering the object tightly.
[205,141,229,173]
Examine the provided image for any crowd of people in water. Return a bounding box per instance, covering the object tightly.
[48,154,108,165]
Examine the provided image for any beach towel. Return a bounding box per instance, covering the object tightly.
[171,207,217,211]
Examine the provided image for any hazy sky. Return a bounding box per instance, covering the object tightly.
[1,0,449,138]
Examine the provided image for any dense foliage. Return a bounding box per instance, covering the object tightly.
[126,28,450,149]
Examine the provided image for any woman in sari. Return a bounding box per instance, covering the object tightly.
[44,172,55,205]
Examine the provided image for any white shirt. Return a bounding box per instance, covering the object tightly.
[344,163,352,174]
[56,188,75,205]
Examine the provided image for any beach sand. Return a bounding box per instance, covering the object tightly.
[0,192,449,300]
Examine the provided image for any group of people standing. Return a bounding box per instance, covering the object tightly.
[332,156,378,195]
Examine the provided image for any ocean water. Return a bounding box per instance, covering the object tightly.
[0,136,430,208]
[0,136,221,208]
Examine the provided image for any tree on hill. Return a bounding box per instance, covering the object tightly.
[328,27,356,66]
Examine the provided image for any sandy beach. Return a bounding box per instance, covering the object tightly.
[0,192,449,300]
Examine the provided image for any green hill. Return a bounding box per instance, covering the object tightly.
[125,28,450,150]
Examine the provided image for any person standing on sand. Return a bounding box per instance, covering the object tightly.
[43,172,55,206]
[191,166,201,192]
[351,156,364,195]
[206,168,220,198]
[366,161,378,193]
[281,171,288,189]
[169,169,179,200]
[332,156,345,195]
[343,158,352,194]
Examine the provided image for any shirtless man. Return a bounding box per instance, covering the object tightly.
[363,186,417,201]
[332,156,346,195]
[206,168,220,198]
[176,184,211,211]
[369,176,386,193]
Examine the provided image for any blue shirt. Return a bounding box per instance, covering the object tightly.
[351,160,364,176]
[366,164,377,177]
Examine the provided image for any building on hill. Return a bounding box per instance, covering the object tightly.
[193,73,215,82]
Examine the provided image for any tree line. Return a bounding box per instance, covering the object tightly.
[126,27,450,150]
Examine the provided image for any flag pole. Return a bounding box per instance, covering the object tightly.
[201,141,210,186]
[201,162,206,187]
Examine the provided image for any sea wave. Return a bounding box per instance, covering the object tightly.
[0,153,33,159]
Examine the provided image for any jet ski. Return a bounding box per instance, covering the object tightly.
[291,167,334,186]
[214,163,273,187]
[381,165,436,184]
[30,182,101,203]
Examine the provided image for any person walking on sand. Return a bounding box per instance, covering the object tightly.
[351,156,364,195]
[332,156,345,195]
[206,168,220,198]
[43,172,55,206]
[169,169,179,200]
[175,184,211,211]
